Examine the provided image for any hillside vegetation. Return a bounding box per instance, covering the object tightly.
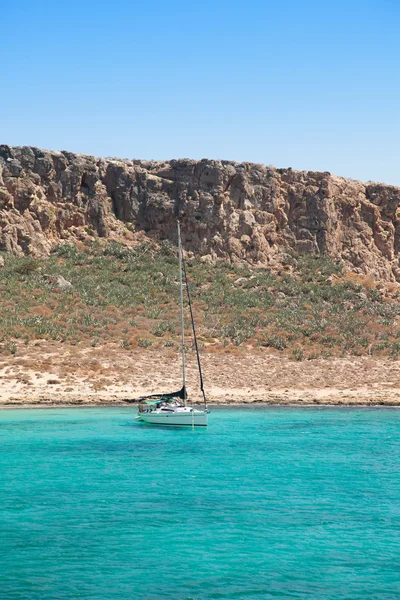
[1,241,400,360]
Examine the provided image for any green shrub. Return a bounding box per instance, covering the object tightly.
[14,258,40,275]
[152,321,175,337]
[291,348,304,361]
[159,240,176,257]
[121,339,132,349]
[2,342,17,355]
[261,334,287,350]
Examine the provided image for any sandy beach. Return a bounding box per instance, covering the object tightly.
[1,342,400,407]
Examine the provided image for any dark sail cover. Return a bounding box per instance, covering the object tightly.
[138,386,187,401]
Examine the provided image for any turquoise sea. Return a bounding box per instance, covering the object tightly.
[1,407,400,599]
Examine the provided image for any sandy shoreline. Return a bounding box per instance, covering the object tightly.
[0,402,400,408]
[2,401,400,410]
[2,342,400,408]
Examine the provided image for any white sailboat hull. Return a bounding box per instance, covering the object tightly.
[137,409,208,427]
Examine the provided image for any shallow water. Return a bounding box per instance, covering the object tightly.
[1,406,400,599]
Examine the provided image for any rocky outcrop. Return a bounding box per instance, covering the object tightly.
[2,144,400,280]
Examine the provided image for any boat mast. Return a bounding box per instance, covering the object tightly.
[182,253,208,411]
[177,221,186,405]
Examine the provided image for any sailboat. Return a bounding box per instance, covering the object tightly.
[134,222,209,427]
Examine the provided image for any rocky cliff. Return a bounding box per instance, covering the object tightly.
[1,144,400,280]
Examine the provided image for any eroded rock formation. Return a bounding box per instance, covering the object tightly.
[1,144,400,280]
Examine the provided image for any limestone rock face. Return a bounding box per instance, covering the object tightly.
[1,144,400,280]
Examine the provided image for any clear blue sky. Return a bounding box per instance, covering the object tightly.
[1,0,399,184]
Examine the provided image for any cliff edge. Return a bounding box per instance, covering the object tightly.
[1,144,400,280]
